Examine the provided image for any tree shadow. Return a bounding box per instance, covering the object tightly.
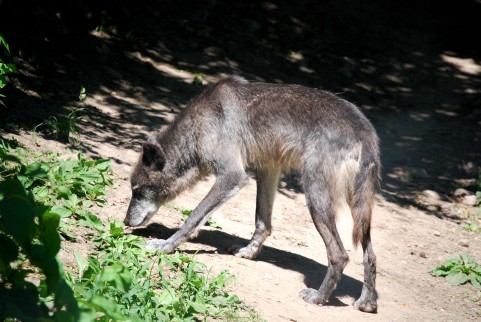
[1,0,480,219]
[132,222,363,305]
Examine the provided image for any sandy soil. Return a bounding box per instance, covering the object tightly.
[2,1,481,321]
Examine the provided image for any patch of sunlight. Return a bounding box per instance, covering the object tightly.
[409,112,430,122]
[128,51,194,82]
[435,109,458,117]
[441,53,481,75]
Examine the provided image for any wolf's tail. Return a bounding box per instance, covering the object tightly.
[350,155,380,246]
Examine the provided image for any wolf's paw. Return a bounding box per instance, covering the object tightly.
[354,297,378,313]
[299,288,327,305]
[229,244,259,259]
[146,239,175,253]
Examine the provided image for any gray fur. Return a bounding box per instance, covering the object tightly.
[123,76,380,313]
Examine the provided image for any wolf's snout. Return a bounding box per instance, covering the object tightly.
[124,196,160,227]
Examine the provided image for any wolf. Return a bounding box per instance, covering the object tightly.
[123,76,380,313]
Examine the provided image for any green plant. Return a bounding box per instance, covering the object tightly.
[463,221,480,233]
[0,139,112,235]
[35,108,84,144]
[181,209,222,229]
[78,86,86,102]
[430,253,481,291]
[0,178,79,321]
[193,73,204,86]
[94,10,113,34]
[463,211,481,234]
[0,34,17,107]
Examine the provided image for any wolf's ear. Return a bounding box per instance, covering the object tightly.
[142,143,165,171]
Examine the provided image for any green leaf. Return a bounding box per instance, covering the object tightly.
[158,289,176,305]
[190,301,207,314]
[0,233,19,267]
[78,172,101,183]
[0,63,16,74]
[90,294,123,320]
[469,274,481,290]
[52,280,78,316]
[0,179,36,246]
[53,310,75,322]
[41,211,61,258]
[0,34,11,53]
[56,185,72,199]
[77,301,98,322]
[32,186,49,201]
[50,205,72,218]
[98,262,133,292]
[74,251,89,277]
[446,271,469,285]
[109,220,124,237]
[94,159,111,172]
[77,210,103,232]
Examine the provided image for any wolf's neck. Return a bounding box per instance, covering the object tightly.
[160,117,202,187]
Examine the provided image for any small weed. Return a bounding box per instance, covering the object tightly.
[34,108,84,144]
[193,73,205,85]
[79,85,87,102]
[463,221,481,233]
[430,253,481,291]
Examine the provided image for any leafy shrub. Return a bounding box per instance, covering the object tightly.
[0,140,111,237]
[0,178,79,321]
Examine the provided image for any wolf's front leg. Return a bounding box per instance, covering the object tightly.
[147,171,249,252]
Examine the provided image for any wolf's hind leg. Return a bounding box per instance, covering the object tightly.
[299,170,349,305]
[231,167,280,259]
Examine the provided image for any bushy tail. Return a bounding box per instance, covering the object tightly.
[351,161,380,246]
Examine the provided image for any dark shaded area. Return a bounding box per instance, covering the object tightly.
[133,222,363,304]
[1,0,480,212]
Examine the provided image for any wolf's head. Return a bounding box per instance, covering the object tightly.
[124,140,169,227]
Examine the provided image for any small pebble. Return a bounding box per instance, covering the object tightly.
[454,188,473,197]
[422,190,441,200]
[462,195,478,207]
[419,252,428,258]
[433,231,441,237]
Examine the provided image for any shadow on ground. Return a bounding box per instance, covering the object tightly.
[133,222,363,305]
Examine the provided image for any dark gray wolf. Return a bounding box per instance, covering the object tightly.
[123,76,380,313]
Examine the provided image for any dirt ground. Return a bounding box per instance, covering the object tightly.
[2,1,481,321]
